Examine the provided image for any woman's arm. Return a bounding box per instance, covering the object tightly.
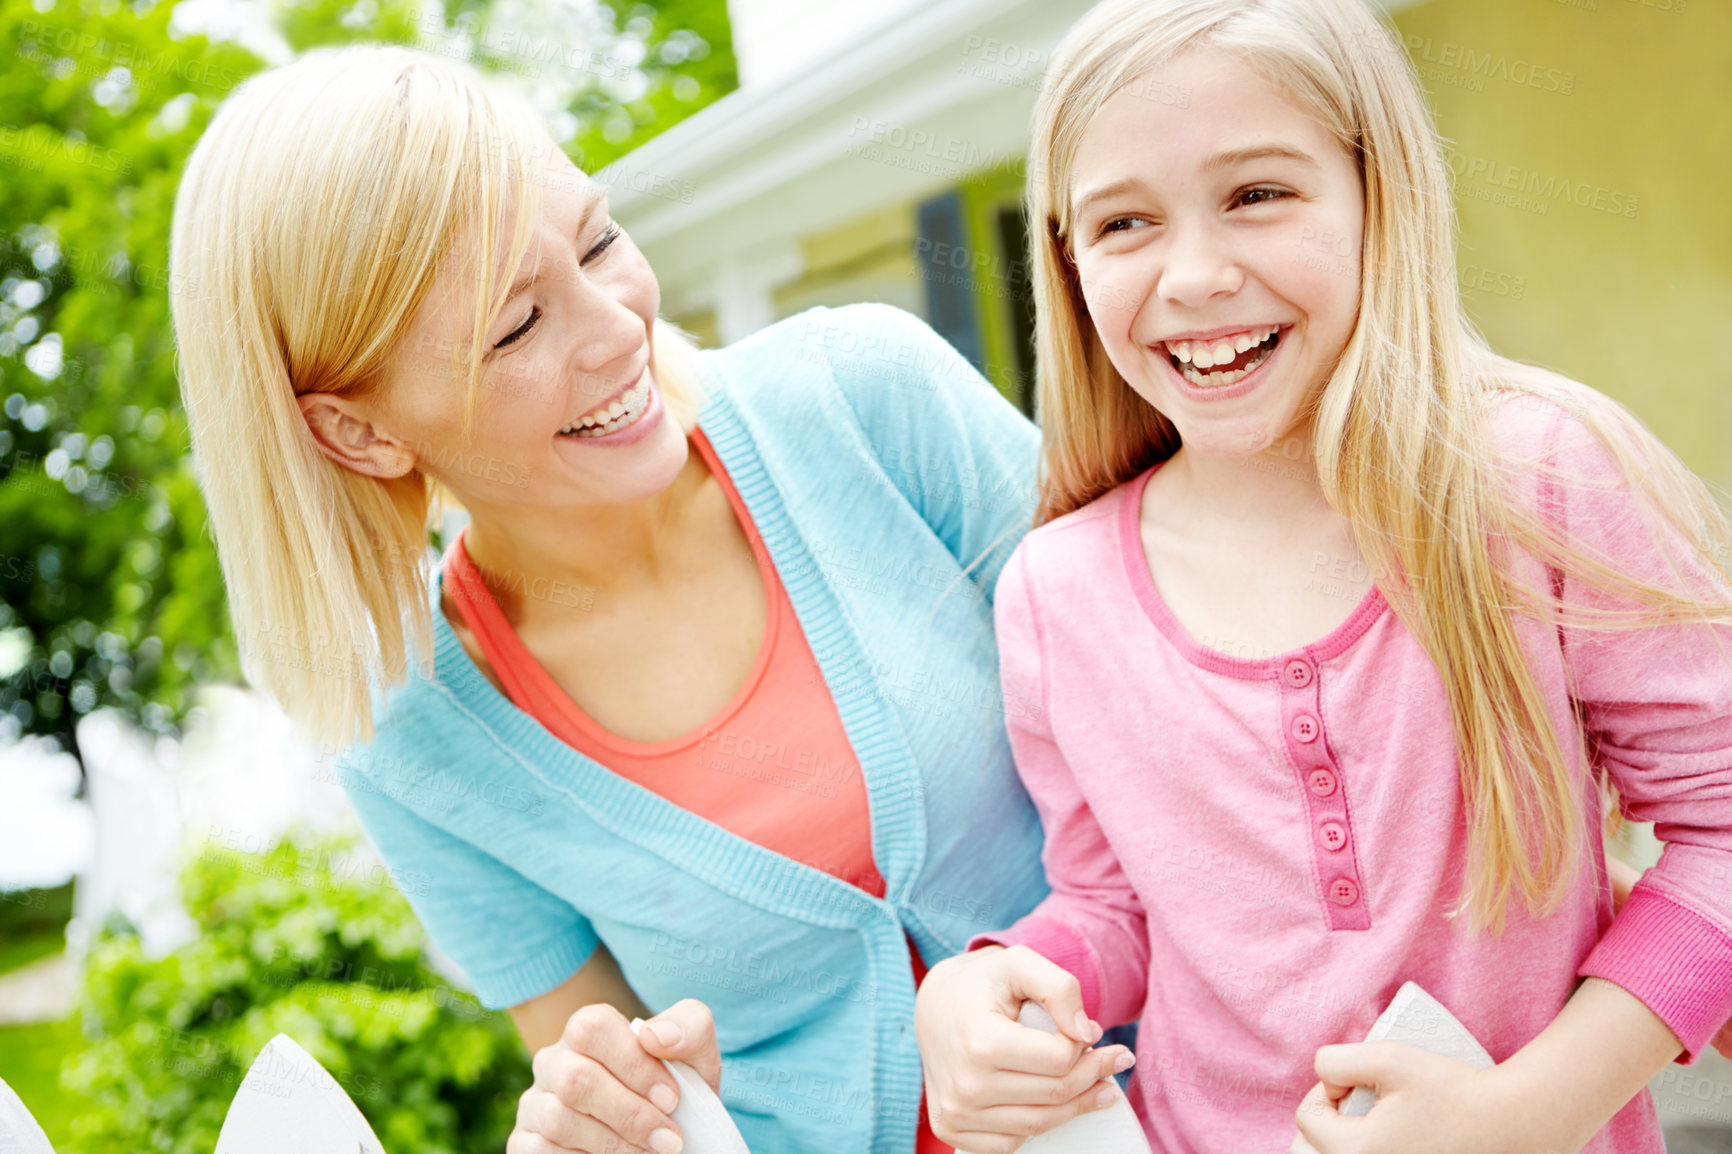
[818,303,1041,603]
[509,940,652,1054]
[506,946,724,1154]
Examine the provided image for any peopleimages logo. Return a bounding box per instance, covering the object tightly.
[18,20,243,90]
[1445,151,1639,220]
[1402,36,1575,94]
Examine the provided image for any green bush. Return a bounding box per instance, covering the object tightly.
[58,831,531,1154]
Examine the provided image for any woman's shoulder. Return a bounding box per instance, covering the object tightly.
[338,624,498,784]
[700,303,995,420]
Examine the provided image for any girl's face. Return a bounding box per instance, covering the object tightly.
[370,142,688,509]
[1068,46,1365,459]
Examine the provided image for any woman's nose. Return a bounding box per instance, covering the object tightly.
[566,275,648,377]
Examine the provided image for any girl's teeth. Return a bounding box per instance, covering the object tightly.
[1173,330,1278,388]
[1233,333,1254,353]
[1210,340,1235,363]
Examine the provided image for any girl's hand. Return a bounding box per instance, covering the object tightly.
[509,998,721,1154]
[915,943,1135,1154]
[1289,1044,1531,1154]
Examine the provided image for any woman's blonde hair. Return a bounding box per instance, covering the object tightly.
[170,45,704,752]
[1029,0,1732,928]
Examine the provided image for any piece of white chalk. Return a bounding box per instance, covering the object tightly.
[213,1034,386,1154]
[1339,982,1494,1117]
[630,1018,753,1154]
[1014,1001,1153,1154]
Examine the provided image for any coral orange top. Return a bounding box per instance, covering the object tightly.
[442,427,951,1154]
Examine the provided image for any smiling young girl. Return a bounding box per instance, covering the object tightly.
[913,1,1732,1152]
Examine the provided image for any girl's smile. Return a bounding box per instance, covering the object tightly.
[1155,322,1292,401]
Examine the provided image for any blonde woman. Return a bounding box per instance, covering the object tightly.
[913,1,1732,1152]
[166,44,1113,1154]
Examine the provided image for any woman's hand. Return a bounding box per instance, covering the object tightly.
[509,997,721,1154]
[915,943,1135,1154]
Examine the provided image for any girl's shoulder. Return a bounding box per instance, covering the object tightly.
[1004,477,1139,599]
[1473,361,1723,596]
[1475,362,1649,508]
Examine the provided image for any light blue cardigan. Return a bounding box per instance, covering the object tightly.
[337,303,1051,1153]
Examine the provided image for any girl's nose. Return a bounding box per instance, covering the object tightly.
[1156,223,1242,307]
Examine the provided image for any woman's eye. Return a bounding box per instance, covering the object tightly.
[1099,217,1146,236]
[1235,186,1291,207]
[583,222,623,264]
[494,306,540,350]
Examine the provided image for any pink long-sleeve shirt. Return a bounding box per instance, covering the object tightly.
[969,394,1732,1153]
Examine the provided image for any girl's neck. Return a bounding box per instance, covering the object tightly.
[458,444,713,610]
[1164,431,1334,527]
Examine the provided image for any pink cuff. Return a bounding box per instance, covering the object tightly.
[966,916,1106,1021]
[1577,885,1732,1063]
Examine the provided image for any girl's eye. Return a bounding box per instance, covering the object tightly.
[494,306,539,350]
[583,222,623,264]
[1099,216,1147,237]
[1235,186,1291,207]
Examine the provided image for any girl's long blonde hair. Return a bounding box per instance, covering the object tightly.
[169,45,704,752]
[1030,0,1732,928]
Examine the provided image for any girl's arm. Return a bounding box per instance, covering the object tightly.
[916,542,1150,1148]
[1296,402,1732,1153]
[1293,976,1681,1154]
[966,543,1153,1026]
[1543,407,1732,1066]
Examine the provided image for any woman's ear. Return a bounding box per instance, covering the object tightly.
[297,393,417,479]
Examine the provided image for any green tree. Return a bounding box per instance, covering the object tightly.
[0,0,736,785]
[60,831,531,1153]
[1,0,261,782]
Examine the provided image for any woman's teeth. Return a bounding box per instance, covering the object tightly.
[560,377,649,438]
[1165,326,1280,387]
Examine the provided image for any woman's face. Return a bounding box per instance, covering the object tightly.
[334,139,689,509]
[1067,46,1366,459]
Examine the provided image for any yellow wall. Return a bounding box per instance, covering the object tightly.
[773,203,926,321]
[1391,0,1732,490]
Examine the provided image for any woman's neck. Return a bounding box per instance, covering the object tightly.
[458,443,714,615]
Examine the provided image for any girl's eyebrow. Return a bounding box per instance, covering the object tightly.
[1202,144,1320,173]
[1073,176,1148,216]
[1073,144,1319,215]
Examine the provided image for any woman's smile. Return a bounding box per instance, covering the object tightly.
[555,365,663,444]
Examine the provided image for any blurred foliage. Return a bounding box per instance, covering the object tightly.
[0,879,75,974]
[1,0,260,772]
[0,0,735,776]
[59,831,531,1154]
